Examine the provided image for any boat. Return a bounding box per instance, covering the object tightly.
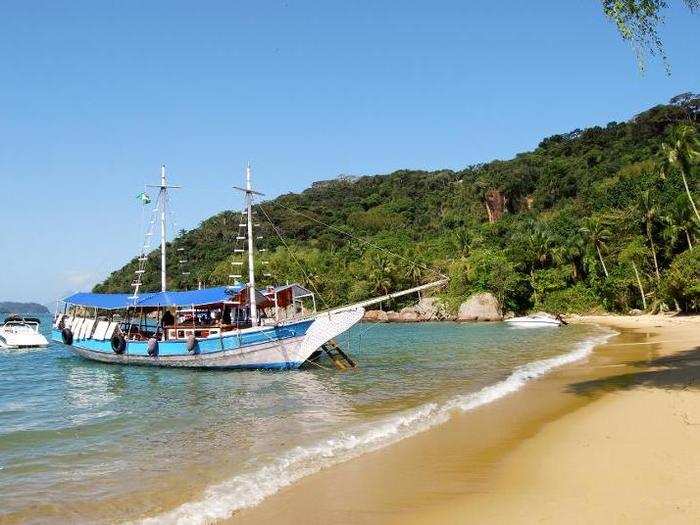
[52,165,445,369]
[504,314,564,328]
[0,315,50,348]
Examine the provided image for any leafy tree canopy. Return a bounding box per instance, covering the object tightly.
[95,95,700,314]
[601,0,699,72]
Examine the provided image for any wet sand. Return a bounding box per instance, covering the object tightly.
[229,315,700,524]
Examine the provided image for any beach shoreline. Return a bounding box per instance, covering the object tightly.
[225,314,700,524]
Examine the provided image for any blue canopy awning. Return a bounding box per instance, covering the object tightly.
[63,285,246,310]
[135,286,244,308]
[61,292,138,310]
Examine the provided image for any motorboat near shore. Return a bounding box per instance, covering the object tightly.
[0,316,49,349]
[504,313,565,328]
[52,165,445,369]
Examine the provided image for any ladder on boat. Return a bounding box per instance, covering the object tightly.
[320,339,356,371]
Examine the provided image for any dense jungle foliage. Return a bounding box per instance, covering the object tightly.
[95,94,700,314]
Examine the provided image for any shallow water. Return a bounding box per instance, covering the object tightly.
[0,316,610,523]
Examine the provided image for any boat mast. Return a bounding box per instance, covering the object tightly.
[160,165,167,292]
[145,165,180,293]
[233,164,265,326]
[246,164,258,325]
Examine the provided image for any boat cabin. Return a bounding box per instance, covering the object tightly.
[55,283,317,343]
[2,315,42,334]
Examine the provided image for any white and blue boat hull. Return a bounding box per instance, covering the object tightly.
[52,308,365,370]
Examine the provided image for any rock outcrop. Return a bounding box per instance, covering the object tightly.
[396,309,421,322]
[364,294,503,323]
[404,297,452,320]
[457,292,502,322]
[363,310,389,322]
[386,311,402,322]
[363,297,453,322]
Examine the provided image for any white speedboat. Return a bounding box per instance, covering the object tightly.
[0,316,50,348]
[504,314,563,328]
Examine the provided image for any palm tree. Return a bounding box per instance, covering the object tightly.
[525,223,555,271]
[661,218,683,255]
[580,216,612,278]
[451,228,471,255]
[404,255,428,286]
[619,237,650,310]
[660,123,700,223]
[638,190,661,283]
[368,253,395,299]
[662,196,696,252]
[553,233,585,281]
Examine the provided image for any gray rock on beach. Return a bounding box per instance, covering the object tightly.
[457,292,502,322]
[386,311,402,322]
[363,310,389,322]
[363,297,453,322]
[403,297,453,321]
[364,295,505,323]
[396,309,421,322]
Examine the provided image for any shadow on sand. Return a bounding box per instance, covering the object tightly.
[567,347,700,397]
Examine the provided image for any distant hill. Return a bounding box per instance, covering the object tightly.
[0,302,50,316]
[95,94,700,314]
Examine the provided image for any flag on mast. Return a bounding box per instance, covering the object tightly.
[136,192,151,205]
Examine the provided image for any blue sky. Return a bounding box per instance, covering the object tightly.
[0,1,697,304]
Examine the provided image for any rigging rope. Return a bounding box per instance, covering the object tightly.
[257,201,330,309]
[132,188,162,298]
[165,190,191,288]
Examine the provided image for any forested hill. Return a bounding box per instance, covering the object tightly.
[95,94,700,314]
[0,302,50,315]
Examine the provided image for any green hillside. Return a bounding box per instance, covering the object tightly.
[95,94,700,314]
[0,302,50,316]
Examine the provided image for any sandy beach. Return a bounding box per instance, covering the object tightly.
[230,314,700,524]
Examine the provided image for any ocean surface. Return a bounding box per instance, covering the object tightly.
[0,315,612,524]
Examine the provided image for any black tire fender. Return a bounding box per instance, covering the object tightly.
[111,333,127,355]
[61,328,73,345]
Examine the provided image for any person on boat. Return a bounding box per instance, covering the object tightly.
[196,311,211,325]
[161,310,175,328]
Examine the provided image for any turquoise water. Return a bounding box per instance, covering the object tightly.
[0,315,610,523]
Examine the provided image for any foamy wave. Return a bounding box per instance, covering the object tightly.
[139,404,449,525]
[140,331,615,525]
[445,331,614,412]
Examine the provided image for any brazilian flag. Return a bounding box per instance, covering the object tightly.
[136,192,151,205]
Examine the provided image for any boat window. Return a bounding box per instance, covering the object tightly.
[105,322,118,340]
[93,321,110,340]
[72,318,85,336]
[80,319,95,340]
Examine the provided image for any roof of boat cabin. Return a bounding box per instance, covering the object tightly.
[264,284,314,297]
[63,285,246,310]
[61,283,315,310]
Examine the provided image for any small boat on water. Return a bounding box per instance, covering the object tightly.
[0,316,49,348]
[52,165,445,369]
[504,314,564,328]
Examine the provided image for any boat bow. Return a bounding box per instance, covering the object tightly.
[298,307,366,360]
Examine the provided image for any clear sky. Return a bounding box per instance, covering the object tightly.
[0,1,697,304]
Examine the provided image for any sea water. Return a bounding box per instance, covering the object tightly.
[0,315,612,523]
